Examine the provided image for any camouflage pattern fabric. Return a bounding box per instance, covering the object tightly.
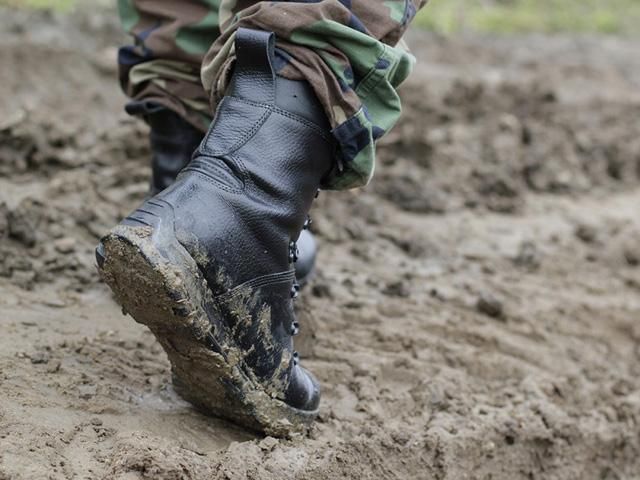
[118,0,220,131]
[118,0,428,190]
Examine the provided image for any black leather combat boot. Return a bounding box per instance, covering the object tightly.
[138,105,318,285]
[97,28,334,436]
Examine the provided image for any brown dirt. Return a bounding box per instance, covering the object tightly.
[1,7,640,480]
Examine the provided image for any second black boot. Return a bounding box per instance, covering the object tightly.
[146,107,204,196]
[97,28,334,436]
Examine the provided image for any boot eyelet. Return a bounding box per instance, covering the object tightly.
[289,241,299,263]
[290,282,300,299]
[291,321,300,336]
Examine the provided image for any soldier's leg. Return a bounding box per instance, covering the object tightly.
[99,29,332,434]
[203,0,428,190]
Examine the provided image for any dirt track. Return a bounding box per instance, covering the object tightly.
[1,8,640,479]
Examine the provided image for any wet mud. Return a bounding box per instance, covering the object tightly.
[1,7,640,479]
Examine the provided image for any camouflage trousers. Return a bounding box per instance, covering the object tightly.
[119,0,428,190]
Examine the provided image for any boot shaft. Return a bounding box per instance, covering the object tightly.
[189,29,335,239]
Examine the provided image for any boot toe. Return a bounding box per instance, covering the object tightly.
[286,365,321,412]
[295,229,317,287]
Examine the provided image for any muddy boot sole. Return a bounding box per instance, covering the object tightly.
[96,220,317,437]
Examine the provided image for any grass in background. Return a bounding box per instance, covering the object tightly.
[0,0,75,11]
[415,0,640,35]
[1,0,639,35]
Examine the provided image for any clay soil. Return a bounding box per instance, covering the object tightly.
[1,7,640,480]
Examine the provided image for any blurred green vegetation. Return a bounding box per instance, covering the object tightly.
[0,0,75,11]
[415,0,640,35]
[1,0,638,35]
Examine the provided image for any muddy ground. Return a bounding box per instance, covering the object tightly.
[1,7,640,480]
